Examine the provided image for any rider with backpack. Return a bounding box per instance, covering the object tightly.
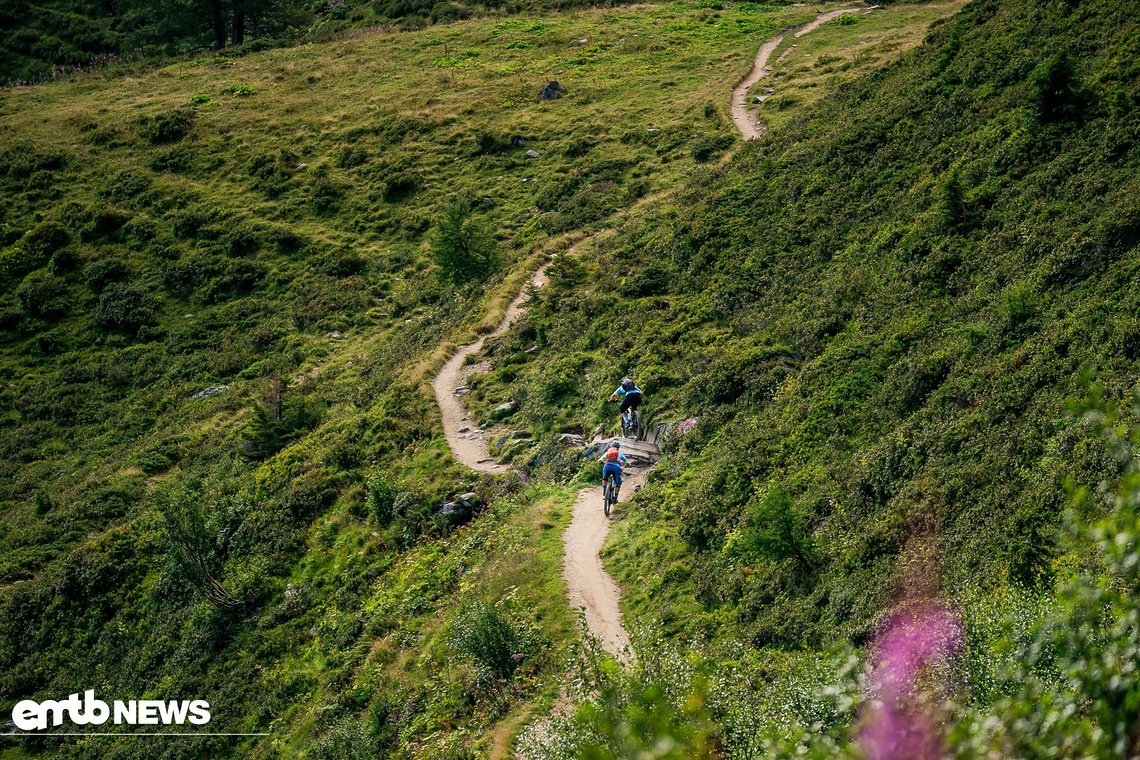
[599,440,628,496]
[609,376,644,434]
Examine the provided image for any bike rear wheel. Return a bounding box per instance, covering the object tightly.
[603,477,615,517]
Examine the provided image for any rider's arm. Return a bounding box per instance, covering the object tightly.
[619,453,628,464]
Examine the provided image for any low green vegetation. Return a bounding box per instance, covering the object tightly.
[2,3,916,756]
[473,0,1140,752]
[2,0,1136,755]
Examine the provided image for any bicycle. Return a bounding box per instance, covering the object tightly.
[621,406,643,440]
[602,472,619,517]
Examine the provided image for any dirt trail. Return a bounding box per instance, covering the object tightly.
[432,250,650,662]
[431,265,549,472]
[562,469,645,663]
[730,6,863,139]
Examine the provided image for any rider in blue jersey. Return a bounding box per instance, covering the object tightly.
[609,377,644,423]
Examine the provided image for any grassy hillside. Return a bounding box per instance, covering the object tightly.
[3,0,1137,756]
[469,0,1140,752]
[484,0,1138,643]
[0,3,930,757]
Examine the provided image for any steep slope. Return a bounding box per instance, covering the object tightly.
[477,0,1139,667]
[0,4,825,756]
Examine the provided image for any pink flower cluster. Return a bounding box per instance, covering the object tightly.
[859,603,962,760]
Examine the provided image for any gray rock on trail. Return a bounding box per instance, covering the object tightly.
[558,433,585,447]
[454,385,471,396]
[192,385,231,400]
[539,80,567,101]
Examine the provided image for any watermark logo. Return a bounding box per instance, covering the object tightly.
[11,691,210,731]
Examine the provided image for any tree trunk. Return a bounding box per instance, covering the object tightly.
[210,0,226,49]
[231,7,245,46]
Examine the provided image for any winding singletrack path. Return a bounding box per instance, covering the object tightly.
[731,6,864,139]
[433,4,870,665]
[432,265,549,472]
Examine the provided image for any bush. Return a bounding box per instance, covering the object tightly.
[0,221,68,281]
[309,168,343,215]
[16,270,68,318]
[93,282,160,332]
[139,108,195,144]
[83,258,131,291]
[366,473,399,523]
[449,599,535,679]
[690,133,734,162]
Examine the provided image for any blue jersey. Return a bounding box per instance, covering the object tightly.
[613,384,642,398]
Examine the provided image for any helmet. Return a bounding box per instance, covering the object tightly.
[621,376,634,390]
[611,440,621,448]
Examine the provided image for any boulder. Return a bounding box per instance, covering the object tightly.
[558,433,585,447]
[525,149,541,158]
[437,492,482,525]
[191,385,231,400]
[539,80,567,101]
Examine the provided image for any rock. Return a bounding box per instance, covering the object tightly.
[437,492,482,525]
[539,80,567,101]
[511,136,525,147]
[508,430,531,440]
[328,330,342,339]
[458,425,470,433]
[454,386,471,396]
[191,385,231,400]
[558,433,585,447]
[494,401,515,414]
[297,162,308,169]
[481,196,495,207]
[575,38,589,45]
[525,149,541,158]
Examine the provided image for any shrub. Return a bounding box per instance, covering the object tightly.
[16,270,68,318]
[82,258,131,291]
[449,599,534,679]
[382,171,418,201]
[691,133,735,162]
[93,282,160,332]
[366,473,399,523]
[335,146,368,169]
[309,168,343,215]
[248,150,297,197]
[149,145,194,173]
[139,108,195,144]
[0,221,69,281]
[430,200,499,282]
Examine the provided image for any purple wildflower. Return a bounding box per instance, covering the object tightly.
[858,603,961,760]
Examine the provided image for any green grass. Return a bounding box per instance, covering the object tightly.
[2,3,922,755]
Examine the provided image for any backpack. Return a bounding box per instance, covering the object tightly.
[604,447,620,462]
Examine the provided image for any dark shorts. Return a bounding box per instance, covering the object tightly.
[619,392,643,414]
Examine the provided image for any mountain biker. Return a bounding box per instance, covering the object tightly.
[599,440,628,496]
[609,376,644,426]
